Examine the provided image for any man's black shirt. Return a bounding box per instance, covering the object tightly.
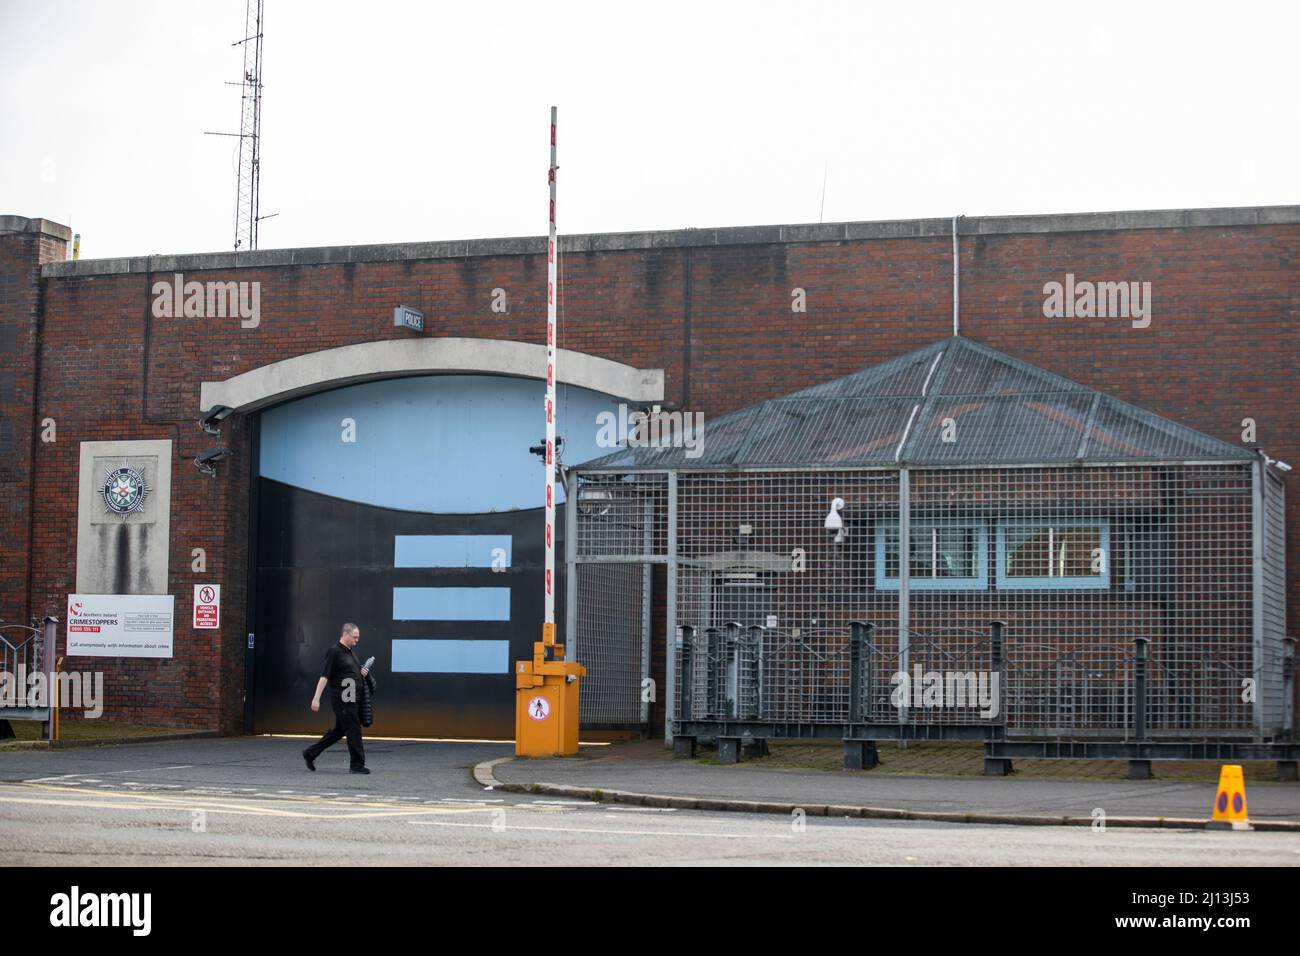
[321,642,362,705]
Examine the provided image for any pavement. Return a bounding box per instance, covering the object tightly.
[1,736,1298,864]
[489,739,1300,830]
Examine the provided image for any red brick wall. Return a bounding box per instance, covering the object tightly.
[14,219,1300,732]
[0,228,67,628]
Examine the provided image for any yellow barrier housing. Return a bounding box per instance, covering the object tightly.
[515,642,585,757]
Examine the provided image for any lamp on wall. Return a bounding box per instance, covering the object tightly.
[576,487,615,518]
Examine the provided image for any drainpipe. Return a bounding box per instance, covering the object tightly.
[952,215,961,337]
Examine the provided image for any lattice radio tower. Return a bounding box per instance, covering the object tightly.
[206,0,267,250]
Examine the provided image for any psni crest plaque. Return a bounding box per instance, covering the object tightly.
[101,465,150,519]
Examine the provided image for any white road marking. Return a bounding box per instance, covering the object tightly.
[439,797,504,804]
[530,799,598,806]
[24,764,194,783]
[0,783,586,824]
[411,819,793,840]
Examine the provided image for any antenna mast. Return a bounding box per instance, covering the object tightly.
[234,0,264,251]
[207,0,266,250]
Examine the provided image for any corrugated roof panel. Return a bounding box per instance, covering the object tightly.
[577,336,1253,471]
[902,393,1097,464]
[936,338,1088,396]
[740,398,918,465]
[793,341,946,399]
[1085,398,1247,461]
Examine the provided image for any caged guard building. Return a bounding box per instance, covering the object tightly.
[571,336,1293,772]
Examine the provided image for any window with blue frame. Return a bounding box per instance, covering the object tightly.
[996,519,1110,590]
[874,521,988,590]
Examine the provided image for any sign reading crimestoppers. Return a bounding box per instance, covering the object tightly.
[527,696,550,721]
[193,584,221,629]
[66,594,175,658]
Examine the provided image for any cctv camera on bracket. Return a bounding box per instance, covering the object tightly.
[198,405,234,436]
[194,447,231,478]
[825,497,846,545]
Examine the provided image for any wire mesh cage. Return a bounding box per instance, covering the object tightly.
[570,338,1289,745]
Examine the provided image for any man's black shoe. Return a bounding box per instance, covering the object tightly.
[302,749,315,771]
[350,767,370,774]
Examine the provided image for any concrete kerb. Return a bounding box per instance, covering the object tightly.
[473,756,513,788]
[0,730,221,752]
[472,757,1300,833]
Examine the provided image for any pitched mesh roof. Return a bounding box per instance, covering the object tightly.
[578,336,1253,470]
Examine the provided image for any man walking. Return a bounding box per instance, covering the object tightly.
[303,622,371,774]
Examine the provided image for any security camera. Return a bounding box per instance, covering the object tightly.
[825,497,846,544]
[194,447,231,477]
[528,435,564,459]
[198,405,234,436]
[528,435,565,482]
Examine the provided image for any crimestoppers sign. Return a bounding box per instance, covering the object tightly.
[193,584,221,629]
[66,594,175,658]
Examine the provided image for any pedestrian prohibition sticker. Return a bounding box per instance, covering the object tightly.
[193,584,220,629]
[527,696,550,721]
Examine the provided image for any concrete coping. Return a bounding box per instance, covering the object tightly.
[199,336,665,413]
[1,215,73,242]
[39,204,1300,278]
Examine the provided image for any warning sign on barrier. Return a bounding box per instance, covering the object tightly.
[193,584,220,629]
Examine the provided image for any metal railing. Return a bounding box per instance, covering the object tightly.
[676,619,1281,741]
[0,617,58,732]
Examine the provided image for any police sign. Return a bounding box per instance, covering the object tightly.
[393,304,424,333]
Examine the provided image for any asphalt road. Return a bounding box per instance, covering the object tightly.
[1,738,1297,865]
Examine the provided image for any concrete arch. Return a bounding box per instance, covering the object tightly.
[199,337,664,413]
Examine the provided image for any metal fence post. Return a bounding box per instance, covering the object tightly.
[989,620,1006,728]
[665,471,678,746]
[564,470,578,662]
[898,468,910,725]
[1280,638,1298,781]
[849,621,873,724]
[724,621,742,718]
[747,624,765,720]
[1133,636,1149,740]
[705,627,720,717]
[678,625,694,722]
[41,616,57,742]
[1283,637,1296,738]
[1129,636,1152,779]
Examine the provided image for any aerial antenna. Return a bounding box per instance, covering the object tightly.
[819,160,828,223]
[204,0,272,250]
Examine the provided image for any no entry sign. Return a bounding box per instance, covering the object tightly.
[193,584,221,629]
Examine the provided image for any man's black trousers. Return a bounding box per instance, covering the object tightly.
[306,699,365,770]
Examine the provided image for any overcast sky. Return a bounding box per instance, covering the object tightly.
[3,0,1296,260]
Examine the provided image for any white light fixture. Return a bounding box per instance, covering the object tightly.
[577,487,614,517]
